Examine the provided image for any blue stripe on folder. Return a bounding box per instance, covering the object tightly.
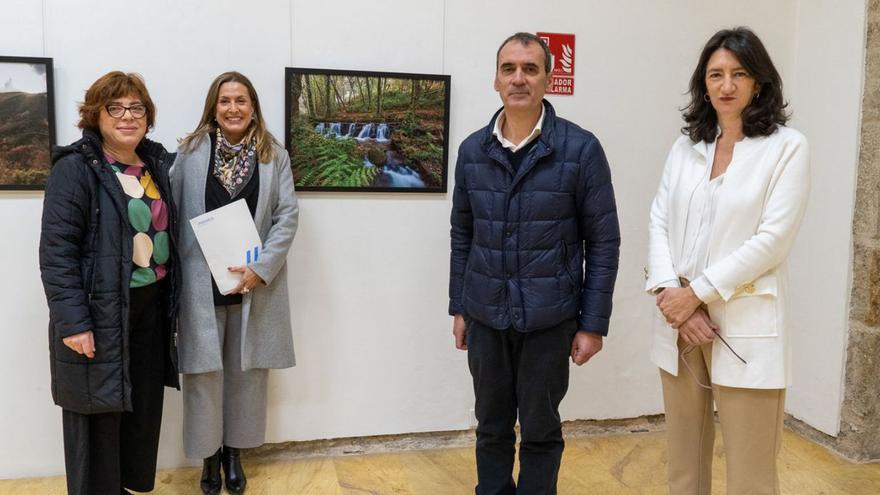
[245,246,261,264]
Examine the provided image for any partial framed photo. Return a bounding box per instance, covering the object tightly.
[285,67,450,192]
[0,56,56,190]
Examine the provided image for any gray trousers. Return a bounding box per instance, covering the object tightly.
[182,304,268,459]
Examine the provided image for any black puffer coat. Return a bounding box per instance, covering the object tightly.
[449,101,620,335]
[39,129,180,415]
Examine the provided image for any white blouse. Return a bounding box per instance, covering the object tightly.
[656,141,723,303]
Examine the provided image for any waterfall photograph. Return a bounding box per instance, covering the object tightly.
[285,67,450,192]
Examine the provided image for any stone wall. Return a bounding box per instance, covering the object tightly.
[839,0,880,462]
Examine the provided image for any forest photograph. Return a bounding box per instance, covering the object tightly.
[286,68,449,192]
[0,57,55,190]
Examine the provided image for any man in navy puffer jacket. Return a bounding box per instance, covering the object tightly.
[449,33,620,495]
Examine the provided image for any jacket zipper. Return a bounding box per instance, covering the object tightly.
[87,157,101,301]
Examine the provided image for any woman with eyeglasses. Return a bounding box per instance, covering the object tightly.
[39,71,179,495]
[645,27,810,495]
[171,71,298,495]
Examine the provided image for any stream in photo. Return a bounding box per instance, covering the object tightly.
[313,121,425,188]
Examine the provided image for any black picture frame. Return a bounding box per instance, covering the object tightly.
[285,67,450,193]
[0,55,56,190]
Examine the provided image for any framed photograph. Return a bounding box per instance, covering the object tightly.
[285,67,450,192]
[0,56,56,190]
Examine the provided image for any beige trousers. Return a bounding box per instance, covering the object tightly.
[660,337,786,495]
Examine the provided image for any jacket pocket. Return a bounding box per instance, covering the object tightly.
[723,275,778,338]
[462,255,473,300]
[53,360,92,413]
[559,240,576,293]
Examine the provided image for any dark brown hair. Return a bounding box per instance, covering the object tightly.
[496,32,552,74]
[78,71,155,131]
[179,71,277,163]
[682,27,788,143]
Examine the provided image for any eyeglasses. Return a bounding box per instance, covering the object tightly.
[105,104,147,119]
[679,329,747,390]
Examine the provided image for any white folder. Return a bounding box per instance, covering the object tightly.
[189,199,262,295]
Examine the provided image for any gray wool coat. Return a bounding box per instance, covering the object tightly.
[170,135,299,374]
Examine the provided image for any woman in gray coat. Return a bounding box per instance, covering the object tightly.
[171,71,298,495]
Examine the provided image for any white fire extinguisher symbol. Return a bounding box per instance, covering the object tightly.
[561,44,573,74]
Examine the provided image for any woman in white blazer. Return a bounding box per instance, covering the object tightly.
[172,72,298,495]
[646,28,809,495]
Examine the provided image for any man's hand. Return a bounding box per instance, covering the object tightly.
[452,314,467,350]
[677,308,717,346]
[229,265,265,294]
[571,331,603,365]
[656,287,702,328]
[63,330,96,358]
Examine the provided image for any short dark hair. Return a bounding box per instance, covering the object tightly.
[496,32,552,74]
[682,27,788,143]
[78,71,156,131]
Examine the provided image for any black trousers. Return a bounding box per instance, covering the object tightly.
[62,283,167,495]
[467,318,576,495]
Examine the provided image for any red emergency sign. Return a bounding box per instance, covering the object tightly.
[537,32,575,96]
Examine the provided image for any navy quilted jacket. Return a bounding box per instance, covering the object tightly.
[39,130,180,414]
[449,101,620,335]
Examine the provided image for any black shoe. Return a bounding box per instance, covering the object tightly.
[200,448,222,495]
[222,445,247,494]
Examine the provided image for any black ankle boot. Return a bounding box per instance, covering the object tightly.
[222,445,247,494]
[200,448,222,495]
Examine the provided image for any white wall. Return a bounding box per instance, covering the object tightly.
[0,0,864,478]
[785,0,866,435]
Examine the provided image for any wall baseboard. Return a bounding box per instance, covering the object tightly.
[250,413,879,465]
[250,415,667,462]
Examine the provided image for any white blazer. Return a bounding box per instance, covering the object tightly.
[645,126,810,389]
